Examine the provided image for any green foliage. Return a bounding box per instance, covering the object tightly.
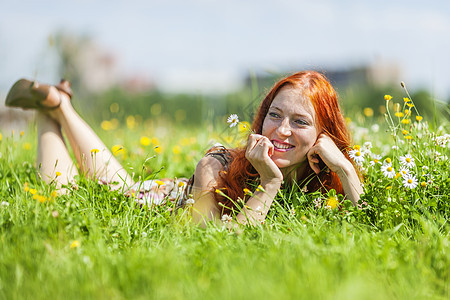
[0,90,449,299]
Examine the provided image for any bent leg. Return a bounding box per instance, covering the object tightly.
[36,111,78,188]
[47,91,134,190]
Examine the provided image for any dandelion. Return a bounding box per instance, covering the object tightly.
[227,114,239,127]
[155,180,165,186]
[348,149,364,165]
[381,165,396,178]
[154,146,162,154]
[363,107,374,117]
[29,188,37,195]
[91,149,99,154]
[140,136,151,146]
[405,135,413,140]
[221,214,232,223]
[178,181,186,188]
[386,186,392,190]
[403,97,410,102]
[325,196,339,209]
[401,119,410,124]
[384,95,392,101]
[402,130,409,135]
[70,240,80,249]
[112,145,124,156]
[420,182,427,188]
[23,143,31,150]
[416,116,423,122]
[404,109,411,116]
[255,185,265,192]
[37,195,47,203]
[172,145,182,155]
[399,154,415,168]
[406,103,414,108]
[55,171,61,177]
[403,174,418,189]
[394,112,404,118]
[243,188,252,196]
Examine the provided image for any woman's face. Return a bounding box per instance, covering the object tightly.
[261,85,320,173]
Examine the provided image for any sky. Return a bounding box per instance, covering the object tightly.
[1,0,450,99]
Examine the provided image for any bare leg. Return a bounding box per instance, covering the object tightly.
[46,89,134,190]
[36,111,78,189]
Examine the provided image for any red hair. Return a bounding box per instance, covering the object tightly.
[215,71,356,214]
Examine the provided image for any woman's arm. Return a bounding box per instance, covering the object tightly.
[192,134,283,227]
[307,134,363,205]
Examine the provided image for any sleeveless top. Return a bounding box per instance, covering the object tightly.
[126,145,231,209]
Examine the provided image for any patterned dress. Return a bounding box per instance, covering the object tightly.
[125,145,231,209]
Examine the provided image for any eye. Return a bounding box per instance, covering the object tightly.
[268,112,280,118]
[294,119,308,126]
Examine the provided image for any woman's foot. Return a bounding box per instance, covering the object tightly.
[5,79,72,110]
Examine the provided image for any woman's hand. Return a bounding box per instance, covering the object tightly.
[307,133,349,175]
[245,134,283,184]
[307,133,363,205]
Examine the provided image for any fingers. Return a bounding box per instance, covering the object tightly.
[307,147,321,174]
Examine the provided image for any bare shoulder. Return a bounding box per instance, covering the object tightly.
[194,155,223,187]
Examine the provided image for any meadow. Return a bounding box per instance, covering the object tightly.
[0,87,449,299]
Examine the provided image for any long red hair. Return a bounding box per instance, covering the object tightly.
[214,71,355,214]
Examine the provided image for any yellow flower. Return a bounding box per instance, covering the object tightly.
[403,97,410,102]
[243,188,252,195]
[172,145,182,155]
[20,131,24,137]
[151,137,160,145]
[33,194,38,200]
[404,109,411,116]
[24,182,30,192]
[406,103,414,108]
[29,188,37,195]
[154,146,162,154]
[416,116,423,122]
[126,115,136,129]
[140,136,151,146]
[70,240,80,249]
[385,158,391,164]
[111,145,124,156]
[37,195,47,203]
[405,135,413,140]
[256,185,265,192]
[23,143,31,150]
[353,145,361,150]
[345,117,352,124]
[394,112,404,117]
[56,171,61,177]
[51,190,58,198]
[402,130,409,135]
[420,182,427,188]
[155,180,164,186]
[91,148,99,154]
[101,120,114,131]
[401,119,410,124]
[178,181,185,187]
[363,107,374,117]
[326,196,339,209]
[395,173,401,179]
[238,121,251,133]
[386,186,392,190]
[384,95,392,101]
[0,132,2,141]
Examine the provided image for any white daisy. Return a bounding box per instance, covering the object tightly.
[227,114,239,127]
[348,149,365,165]
[381,164,396,178]
[399,154,415,168]
[403,174,418,189]
[369,154,382,166]
[398,166,410,178]
[221,214,232,223]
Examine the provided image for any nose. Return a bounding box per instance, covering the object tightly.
[276,117,292,137]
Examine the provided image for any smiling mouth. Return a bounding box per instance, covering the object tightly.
[272,140,295,151]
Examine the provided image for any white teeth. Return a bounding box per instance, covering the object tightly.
[273,141,293,149]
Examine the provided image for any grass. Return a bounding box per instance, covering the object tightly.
[0,94,449,299]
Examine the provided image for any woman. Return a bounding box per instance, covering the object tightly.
[5,71,363,226]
